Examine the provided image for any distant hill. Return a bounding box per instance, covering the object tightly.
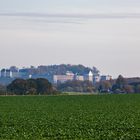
[0,64,100,85]
[19,64,100,83]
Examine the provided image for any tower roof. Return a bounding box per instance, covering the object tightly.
[88,71,93,76]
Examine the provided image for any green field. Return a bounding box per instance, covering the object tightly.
[1,94,140,139]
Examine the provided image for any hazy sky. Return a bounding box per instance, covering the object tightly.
[0,0,140,78]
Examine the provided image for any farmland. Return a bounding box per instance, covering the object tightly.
[1,94,140,139]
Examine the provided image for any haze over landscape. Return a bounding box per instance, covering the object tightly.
[2,1,140,139]
[0,0,140,78]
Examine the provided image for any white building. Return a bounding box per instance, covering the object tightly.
[1,69,6,78]
[10,67,19,78]
[6,69,12,78]
[53,71,93,84]
[53,71,75,84]
[84,71,93,82]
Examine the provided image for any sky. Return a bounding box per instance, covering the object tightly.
[0,0,140,78]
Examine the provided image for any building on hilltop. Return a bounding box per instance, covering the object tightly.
[0,67,20,79]
[75,75,84,81]
[53,71,93,84]
[5,69,12,78]
[10,66,19,78]
[0,65,112,85]
[84,71,93,82]
[1,69,13,78]
[53,71,75,84]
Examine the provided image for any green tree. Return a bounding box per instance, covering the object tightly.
[99,81,112,92]
[112,75,126,93]
[57,80,95,93]
[124,85,134,93]
[136,84,140,93]
[0,84,7,95]
[116,75,126,89]
[36,78,53,95]
[7,78,54,95]
[26,79,37,95]
[7,79,28,95]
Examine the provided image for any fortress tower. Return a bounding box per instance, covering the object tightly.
[84,71,93,82]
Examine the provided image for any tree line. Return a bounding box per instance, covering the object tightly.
[1,75,140,95]
[97,75,140,94]
[57,75,140,94]
[6,78,56,95]
[57,80,95,93]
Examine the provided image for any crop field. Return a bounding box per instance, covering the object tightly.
[1,94,140,139]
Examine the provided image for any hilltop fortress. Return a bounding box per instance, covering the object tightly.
[0,65,112,85]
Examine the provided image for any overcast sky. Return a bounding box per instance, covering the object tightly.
[0,0,140,78]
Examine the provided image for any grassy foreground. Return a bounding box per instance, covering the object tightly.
[0,94,140,139]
